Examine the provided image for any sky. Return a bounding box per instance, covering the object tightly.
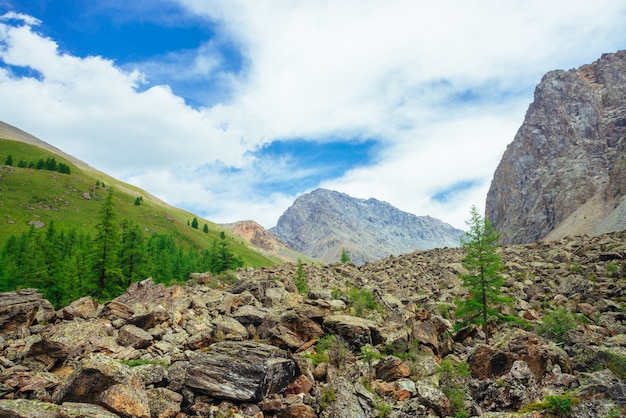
[0,1,625,230]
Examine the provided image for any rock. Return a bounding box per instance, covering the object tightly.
[323,314,382,350]
[117,324,154,349]
[0,398,122,417]
[184,341,297,402]
[279,403,317,418]
[375,356,410,381]
[128,306,170,330]
[487,50,626,244]
[52,352,141,405]
[414,379,452,417]
[57,296,98,320]
[0,290,54,338]
[99,383,151,418]
[578,368,626,404]
[146,387,183,418]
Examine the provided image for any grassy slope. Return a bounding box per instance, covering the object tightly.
[0,138,277,268]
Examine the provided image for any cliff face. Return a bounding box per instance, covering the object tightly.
[269,188,464,264]
[486,50,626,245]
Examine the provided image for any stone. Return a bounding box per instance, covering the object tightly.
[99,383,151,418]
[117,324,154,349]
[0,290,54,338]
[375,356,410,381]
[323,314,382,350]
[146,388,183,418]
[184,341,297,402]
[52,352,140,405]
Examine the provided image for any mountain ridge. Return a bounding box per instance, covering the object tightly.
[270,188,464,264]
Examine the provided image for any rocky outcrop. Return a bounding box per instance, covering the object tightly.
[487,50,626,245]
[270,188,464,264]
[1,232,625,417]
[222,220,308,263]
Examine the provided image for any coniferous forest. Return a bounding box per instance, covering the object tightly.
[0,189,243,308]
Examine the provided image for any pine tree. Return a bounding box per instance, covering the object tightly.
[4,154,12,165]
[202,224,209,233]
[454,206,511,345]
[191,217,199,229]
[118,218,147,286]
[91,189,123,299]
[340,248,351,264]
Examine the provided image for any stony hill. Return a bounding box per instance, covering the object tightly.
[270,188,465,265]
[1,231,625,417]
[486,50,626,245]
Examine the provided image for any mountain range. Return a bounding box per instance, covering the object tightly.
[269,188,464,265]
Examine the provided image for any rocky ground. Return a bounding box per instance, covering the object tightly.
[1,232,625,417]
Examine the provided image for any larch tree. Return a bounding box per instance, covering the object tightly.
[454,206,511,345]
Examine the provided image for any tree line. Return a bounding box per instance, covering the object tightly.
[4,154,71,174]
[0,190,242,308]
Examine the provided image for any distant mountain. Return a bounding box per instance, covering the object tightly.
[269,188,464,264]
[222,220,315,263]
[486,50,626,245]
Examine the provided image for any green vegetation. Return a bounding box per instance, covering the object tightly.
[340,248,351,263]
[319,386,337,409]
[120,359,168,368]
[520,393,578,417]
[437,358,470,418]
[333,286,383,317]
[537,307,581,344]
[0,138,276,307]
[295,259,309,295]
[454,206,511,345]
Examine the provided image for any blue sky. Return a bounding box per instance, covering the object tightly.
[1,1,626,228]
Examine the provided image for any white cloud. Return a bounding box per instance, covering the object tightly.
[1,2,626,231]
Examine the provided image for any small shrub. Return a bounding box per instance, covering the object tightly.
[360,344,382,364]
[121,359,167,368]
[372,400,393,418]
[520,393,578,417]
[537,307,579,343]
[606,262,619,277]
[319,386,337,408]
[346,287,382,317]
[570,264,584,274]
[328,338,349,368]
[437,359,470,418]
[606,351,626,380]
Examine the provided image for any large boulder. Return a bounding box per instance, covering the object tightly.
[323,314,382,350]
[0,290,54,338]
[184,341,297,402]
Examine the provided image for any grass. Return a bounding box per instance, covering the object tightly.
[0,138,276,269]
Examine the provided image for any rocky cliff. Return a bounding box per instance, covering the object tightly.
[270,188,464,264]
[1,232,625,417]
[486,50,626,245]
[222,220,312,263]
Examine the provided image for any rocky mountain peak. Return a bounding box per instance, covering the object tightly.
[486,50,626,245]
[270,188,464,264]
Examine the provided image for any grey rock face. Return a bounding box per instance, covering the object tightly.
[270,188,464,264]
[184,341,297,402]
[486,50,626,245]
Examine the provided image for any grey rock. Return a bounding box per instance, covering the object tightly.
[487,50,626,244]
[184,341,296,402]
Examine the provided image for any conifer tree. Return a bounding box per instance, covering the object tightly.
[4,154,12,165]
[91,189,123,299]
[191,217,199,229]
[454,206,511,345]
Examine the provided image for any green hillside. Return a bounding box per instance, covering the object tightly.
[0,138,277,269]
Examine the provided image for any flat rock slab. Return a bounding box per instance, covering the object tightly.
[184,341,296,402]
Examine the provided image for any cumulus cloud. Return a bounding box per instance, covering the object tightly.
[1,2,626,229]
